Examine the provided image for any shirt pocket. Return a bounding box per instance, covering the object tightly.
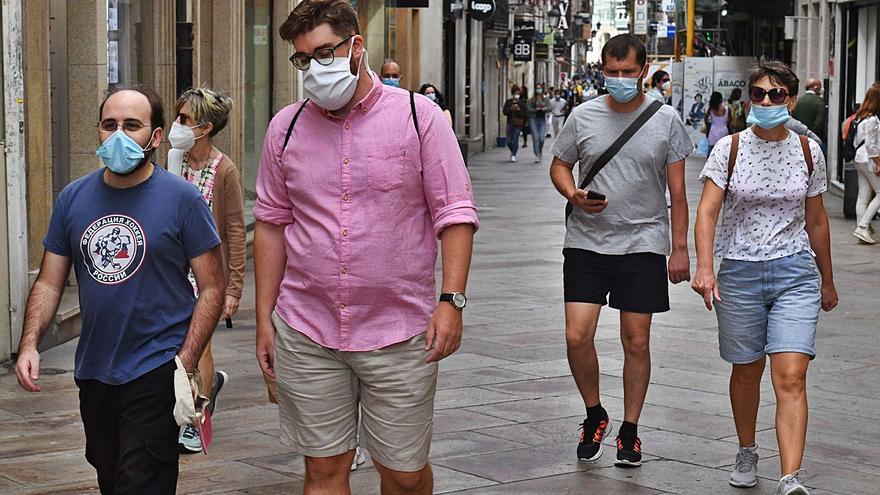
[366,145,406,192]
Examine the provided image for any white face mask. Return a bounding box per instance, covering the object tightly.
[662,81,671,91]
[425,92,437,102]
[168,121,205,151]
[303,38,362,111]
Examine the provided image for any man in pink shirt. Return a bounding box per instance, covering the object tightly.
[253,1,478,493]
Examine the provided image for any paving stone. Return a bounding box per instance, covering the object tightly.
[446,471,667,494]
[438,353,519,372]
[589,458,777,495]
[177,461,296,494]
[430,431,530,460]
[436,367,535,390]
[433,408,516,434]
[434,387,522,410]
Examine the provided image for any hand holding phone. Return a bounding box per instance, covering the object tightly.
[586,190,606,201]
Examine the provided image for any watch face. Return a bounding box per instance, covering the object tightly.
[452,293,467,308]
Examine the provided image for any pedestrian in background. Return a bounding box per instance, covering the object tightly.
[647,70,670,104]
[851,82,880,244]
[380,59,401,87]
[705,91,729,154]
[792,78,827,148]
[419,83,453,126]
[529,82,550,162]
[550,34,692,470]
[15,84,225,493]
[550,89,568,137]
[727,88,747,133]
[503,85,528,162]
[521,86,531,148]
[254,1,478,492]
[693,58,837,495]
[168,87,245,453]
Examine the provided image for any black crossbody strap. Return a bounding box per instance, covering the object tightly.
[282,99,310,151]
[410,91,420,136]
[565,99,663,221]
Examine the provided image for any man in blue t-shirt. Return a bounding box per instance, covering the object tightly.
[14,84,225,493]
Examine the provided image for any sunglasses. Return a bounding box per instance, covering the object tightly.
[748,86,793,104]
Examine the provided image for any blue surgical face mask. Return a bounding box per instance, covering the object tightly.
[96,129,155,175]
[746,104,790,129]
[605,76,640,103]
[382,77,400,87]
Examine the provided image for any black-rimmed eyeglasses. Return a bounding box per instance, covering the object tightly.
[289,35,354,71]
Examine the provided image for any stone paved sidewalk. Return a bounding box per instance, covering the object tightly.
[1,146,879,494]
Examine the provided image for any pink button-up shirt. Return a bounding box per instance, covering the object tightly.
[255,75,479,351]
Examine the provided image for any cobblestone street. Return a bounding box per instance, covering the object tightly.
[1,146,879,494]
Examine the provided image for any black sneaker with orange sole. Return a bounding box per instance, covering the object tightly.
[577,418,612,462]
[614,435,642,467]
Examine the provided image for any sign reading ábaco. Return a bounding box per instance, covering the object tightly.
[469,0,496,21]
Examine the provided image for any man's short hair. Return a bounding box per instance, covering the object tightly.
[99,84,165,130]
[601,34,647,68]
[279,0,360,44]
[748,57,799,96]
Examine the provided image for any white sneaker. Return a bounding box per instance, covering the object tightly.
[776,470,809,495]
[510,154,516,162]
[534,155,540,163]
[853,226,877,244]
[350,447,366,471]
[729,444,758,488]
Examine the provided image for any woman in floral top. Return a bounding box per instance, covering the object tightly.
[692,59,838,495]
[167,87,245,453]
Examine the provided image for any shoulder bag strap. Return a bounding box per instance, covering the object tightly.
[565,99,663,221]
[410,91,420,136]
[724,132,740,197]
[282,99,310,151]
[798,134,814,177]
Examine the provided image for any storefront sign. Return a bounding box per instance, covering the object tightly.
[469,0,496,21]
[398,0,430,7]
[535,43,550,59]
[553,41,567,56]
[513,18,535,62]
[513,37,533,61]
[634,0,647,35]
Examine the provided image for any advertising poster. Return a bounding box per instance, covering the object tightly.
[683,57,714,153]
[712,57,753,101]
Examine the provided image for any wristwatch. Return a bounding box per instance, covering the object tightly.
[439,292,467,310]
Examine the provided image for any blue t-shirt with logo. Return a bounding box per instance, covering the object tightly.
[43,166,220,385]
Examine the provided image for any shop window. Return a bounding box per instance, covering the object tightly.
[244,0,274,227]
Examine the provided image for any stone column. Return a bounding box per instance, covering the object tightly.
[24,0,53,269]
[273,0,301,112]
[210,0,245,170]
[66,0,107,181]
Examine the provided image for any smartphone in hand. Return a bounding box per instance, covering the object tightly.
[586,190,606,201]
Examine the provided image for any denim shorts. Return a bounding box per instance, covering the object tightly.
[714,251,820,364]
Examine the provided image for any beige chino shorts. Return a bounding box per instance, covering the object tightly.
[272,312,439,472]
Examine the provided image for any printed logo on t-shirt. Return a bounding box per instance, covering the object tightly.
[80,215,146,284]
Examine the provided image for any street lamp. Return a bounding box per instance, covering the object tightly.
[548,6,561,30]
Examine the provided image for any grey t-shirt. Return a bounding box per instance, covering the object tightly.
[550,96,693,255]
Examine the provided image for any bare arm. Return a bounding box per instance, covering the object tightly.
[691,180,725,310]
[15,251,71,392]
[178,245,225,372]
[804,194,838,312]
[425,224,475,363]
[550,157,608,214]
[254,220,287,379]
[667,161,690,283]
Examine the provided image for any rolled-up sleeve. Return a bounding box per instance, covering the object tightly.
[418,103,479,238]
[254,111,295,226]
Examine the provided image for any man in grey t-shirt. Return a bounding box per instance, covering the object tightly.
[549,91,569,138]
[549,34,692,469]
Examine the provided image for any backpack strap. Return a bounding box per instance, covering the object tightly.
[799,134,814,177]
[724,132,740,197]
[410,91,420,136]
[282,99,310,151]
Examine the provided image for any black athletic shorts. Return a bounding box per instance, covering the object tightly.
[563,248,670,313]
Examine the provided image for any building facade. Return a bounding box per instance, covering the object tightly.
[790,0,880,205]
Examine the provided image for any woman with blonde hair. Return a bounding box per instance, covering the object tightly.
[851,82,880,244]
[167,87,246,453]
